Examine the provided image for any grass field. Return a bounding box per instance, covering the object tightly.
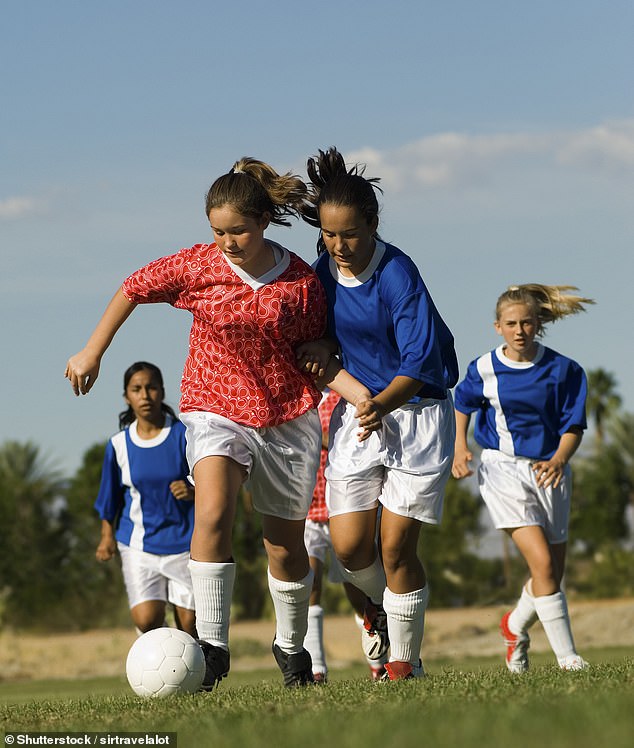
[2,648,633,748]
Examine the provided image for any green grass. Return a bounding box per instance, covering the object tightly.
[1,650,633,748]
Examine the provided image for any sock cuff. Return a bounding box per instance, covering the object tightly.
[267,568,314,599]
[534,590,568,622]
[308,605,324,618]
[188,559,236,582]
[383,585,430,618]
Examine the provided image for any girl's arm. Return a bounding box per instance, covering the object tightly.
[170,480,195,501]
[296,338,339,378]
[65,288,137,395]
[452,409,474,479]
[354,375,424,435]
[95,519,117,562]
[532,427,583,488]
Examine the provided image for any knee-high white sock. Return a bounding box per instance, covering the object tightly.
[534,590,577,662]
[305,605,326,674]
[268,568,313,655]
[188,560,236,651]
[508,583,538,634]
[383,585,429,666]
[354,613,388,666]
[341,554,386,605]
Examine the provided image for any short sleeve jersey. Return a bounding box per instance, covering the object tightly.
[314,241,458,401]
[454,343,587,460]
[122,243,326,427]
[307,389,341,523]
[94,417,195,554]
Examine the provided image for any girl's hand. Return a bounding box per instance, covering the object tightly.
[170,480,194,501]
[95,536,116,562]
[532,458,565,488]
[354,397,384,442]
[65,349,102,396]
[452,446,474,479]
[296,340,334,378]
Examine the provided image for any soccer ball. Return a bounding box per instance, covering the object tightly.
[126,627,206,697]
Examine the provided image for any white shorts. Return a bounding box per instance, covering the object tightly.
[303,519,344,583]
[181,410,321,521]
[118,543,195,610]
[477,449,571,543]
[325,396,455,525]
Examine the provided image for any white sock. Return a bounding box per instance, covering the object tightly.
[508,583,538,634]
[305,605,326,674]
[383,585,429,666]
[268,568,313,655]
[534,590,577,662]
[342,554,386,605]
[355,614,388,666]
[188,560,236,651]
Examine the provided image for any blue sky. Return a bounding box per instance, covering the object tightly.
[2,0,633,479]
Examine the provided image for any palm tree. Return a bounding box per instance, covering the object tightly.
[0,441,66,625]
[586,369,622,446]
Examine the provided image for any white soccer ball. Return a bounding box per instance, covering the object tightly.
[126,627,206,697]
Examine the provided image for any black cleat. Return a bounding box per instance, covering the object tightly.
[198,640,230,691]
[272,641,315,687]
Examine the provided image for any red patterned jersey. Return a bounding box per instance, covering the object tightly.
[122,243,326,427]
[307,390,341,522]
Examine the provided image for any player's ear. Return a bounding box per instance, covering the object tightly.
[258,212,271,231]
[494,320,502,336]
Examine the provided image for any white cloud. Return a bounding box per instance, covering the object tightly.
[0,196,42,220]
[345,120,634,192]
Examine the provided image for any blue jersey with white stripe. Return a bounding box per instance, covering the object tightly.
[314,241,458,401]
[454,343,587,460]
[94,417,194,554]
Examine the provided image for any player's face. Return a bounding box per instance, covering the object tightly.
[494,302,540,361]
[319,204,378,277]
[209,205,271,276]
[124,369,164,422]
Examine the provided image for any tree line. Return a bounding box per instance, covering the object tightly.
[0,368,631,631]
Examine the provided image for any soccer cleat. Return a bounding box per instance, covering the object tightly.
[362,598,390,661]
[312,672,328,685]
[197,640,230,690]
[382,659,425,681]
[369,664,387,681]
[272,641,315,687]
[559,654,589,671]
[500,611,530,673]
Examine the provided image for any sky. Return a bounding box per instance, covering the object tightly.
[2,0,633,483]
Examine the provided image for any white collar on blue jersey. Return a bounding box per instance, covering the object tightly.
[223,241,290,290]
[129,415,173,448]
[328,240,386,286]
[495,342,545,369]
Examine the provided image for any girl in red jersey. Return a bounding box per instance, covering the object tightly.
[65,158,370,689]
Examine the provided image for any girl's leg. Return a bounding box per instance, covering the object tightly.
[510,527,585,669]
[263,514,315,686]
[130,600,166,634]
[329,509,385,601]
[188,455,244,689]
[380,509,428,679]
[329,509,388,663]
[173,605,197,638]
[304,556,327,680]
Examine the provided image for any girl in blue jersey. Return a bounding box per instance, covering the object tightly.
[95,361,196,637]
[299,147,459,680]
[452,284,593,672]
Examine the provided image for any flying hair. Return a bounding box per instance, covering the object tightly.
[302,147,383,231]
[205,157,308,227]
[496,284,595,337]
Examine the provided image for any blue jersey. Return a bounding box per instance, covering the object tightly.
[314,241,458,401]
[94,416,194,554]
[454,343,587,460]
